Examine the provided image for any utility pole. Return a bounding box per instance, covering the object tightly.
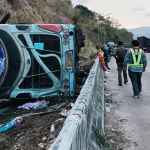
[98,23,100,42]
[104,28,105,44]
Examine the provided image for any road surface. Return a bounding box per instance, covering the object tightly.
[105,54,150,150]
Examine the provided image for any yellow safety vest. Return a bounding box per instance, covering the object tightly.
[128,49,143,67]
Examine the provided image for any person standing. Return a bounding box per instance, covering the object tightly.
[107,44,112,59]
[103,44,111,70]
[96,44,107,71]
[123,40,147,98]
[114,41,128,86]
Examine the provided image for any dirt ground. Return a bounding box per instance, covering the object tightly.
[104,64,140,150]
[0,96,77,150]
[104,74,131,150]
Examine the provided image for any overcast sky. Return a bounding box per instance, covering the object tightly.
[72,0,150,29]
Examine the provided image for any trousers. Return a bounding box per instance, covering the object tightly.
[128,71,142,96]
[117,62,128,84]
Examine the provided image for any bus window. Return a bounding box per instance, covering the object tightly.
[65,51,73,71]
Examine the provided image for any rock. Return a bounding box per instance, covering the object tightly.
[17,144,21,147]
[111,128,117,132]
[42,137,47,142]
[50,124,55,133]
[48,134,54,141]
[119,118,128,123]
[38,143,47,149]
[20,136,24,139]
[110,139,115,143]
[49,138,56,144]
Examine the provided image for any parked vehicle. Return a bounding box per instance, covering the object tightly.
[137,36,150,52]
[0,20,85,99]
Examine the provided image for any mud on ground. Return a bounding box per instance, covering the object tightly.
[0,96,77,150]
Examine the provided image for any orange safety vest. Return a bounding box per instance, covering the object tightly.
[97,50,107,71]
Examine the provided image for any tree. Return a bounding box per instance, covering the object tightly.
[75,5,95,19]
[111,17,121,28]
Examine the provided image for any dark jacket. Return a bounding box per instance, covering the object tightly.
[114,46,127,63]
[104,51,109,62]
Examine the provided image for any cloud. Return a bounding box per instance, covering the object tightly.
[132,8,144,11]
[113,13,132,16]
[145,13,150,17]
[71,0,150,28]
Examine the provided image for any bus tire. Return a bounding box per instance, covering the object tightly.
[0,29,22,98]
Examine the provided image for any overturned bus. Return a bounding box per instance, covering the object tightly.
[0,23,85,99]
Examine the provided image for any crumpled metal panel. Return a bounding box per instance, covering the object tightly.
[49,58,104,150]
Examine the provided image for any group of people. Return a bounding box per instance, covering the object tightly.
[96,42,111,71]
[97,40,147,98]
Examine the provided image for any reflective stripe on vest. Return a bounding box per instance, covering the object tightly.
[128,49,143,67]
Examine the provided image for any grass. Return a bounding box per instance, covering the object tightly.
[94,128,116,150]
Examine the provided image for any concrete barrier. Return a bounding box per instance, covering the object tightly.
[49,58,104,150]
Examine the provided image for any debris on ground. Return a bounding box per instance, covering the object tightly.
[22,109,63,118]
[110,139,115,144]
[105,114,110,118]
[104,73,132,150]
[105,93,111,96]
[55,118,64,123]
[38,142,47,149]
[42,136,47,142]
[70,103,75,108]
[50,124,55,133]
[104,83,108,86]
[67,102,75,108]
[119,118,128,123]
[111,128,117,132]
[18,100,48,110]
[0,107,11,114]
[0,96,76,150]
[60,110,70,117]
[105,71,110,75]
[105,107,111,113]
[48,103,66,110]
[0,116,23,133]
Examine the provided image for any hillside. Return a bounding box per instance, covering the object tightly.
[0,0,73,23]
[128,27,150,39]
[0,0,133,62]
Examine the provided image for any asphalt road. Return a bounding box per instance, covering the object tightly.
[107,54,150,150]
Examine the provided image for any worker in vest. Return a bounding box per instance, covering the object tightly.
[123,40,147,98]
[96,44,107,71]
